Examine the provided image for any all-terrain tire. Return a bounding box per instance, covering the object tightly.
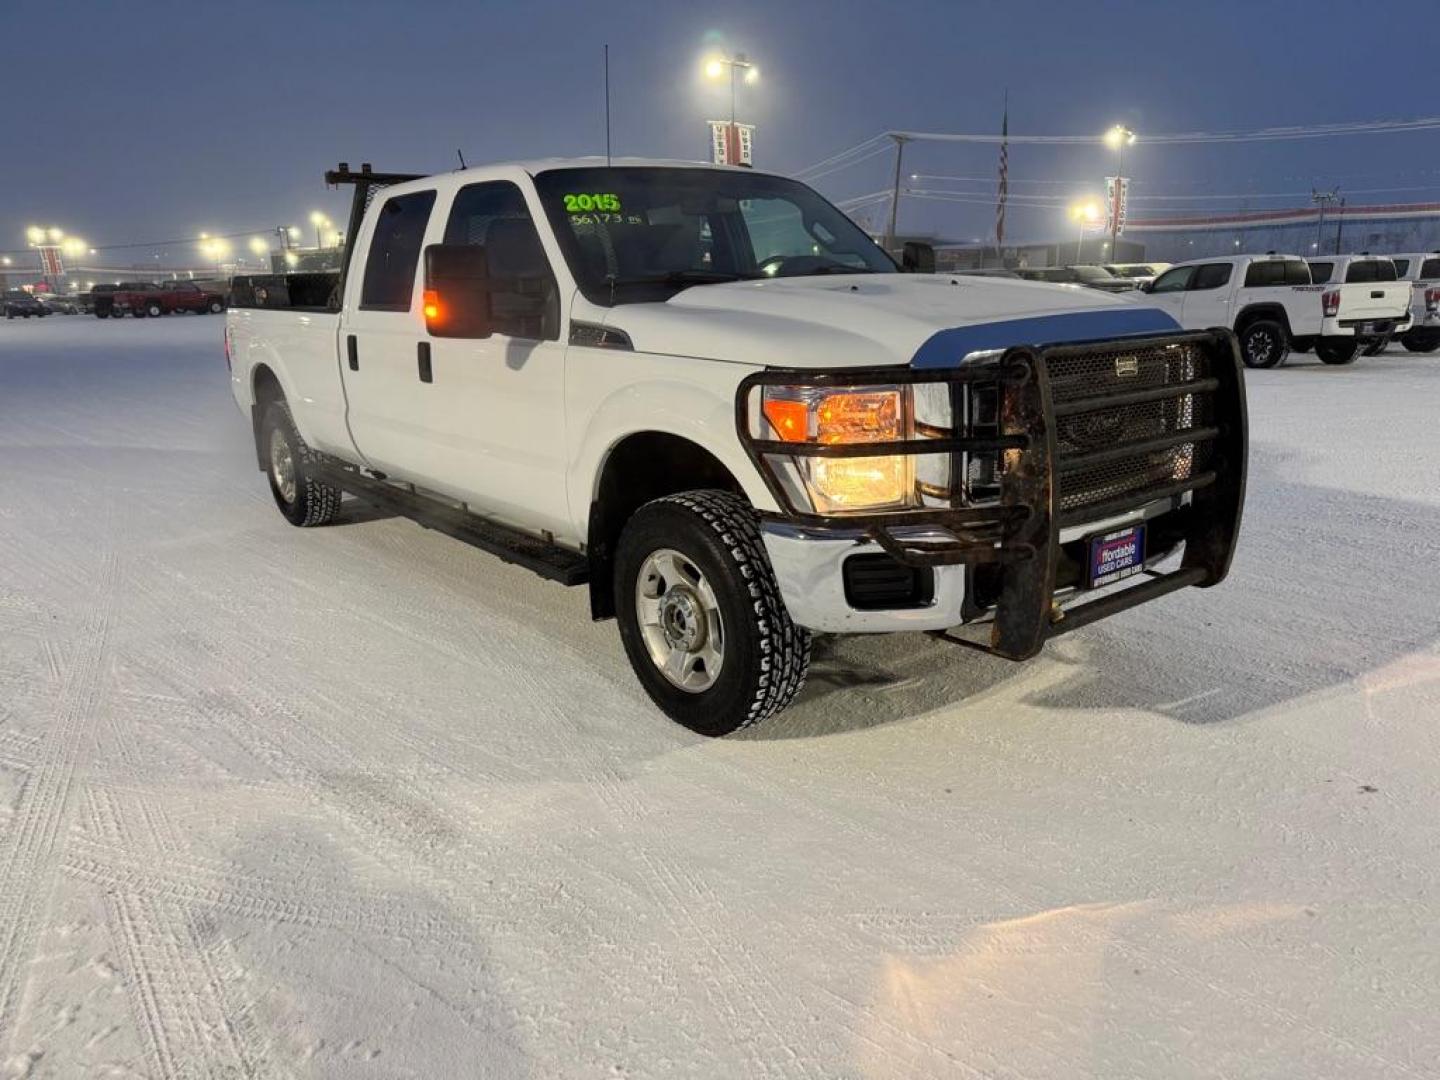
[614,490,811,736]
[1239,319,1287,368]
[207,298,225,314]
[145,301,164,318]
[1317,338,1360,366]
[260,401,342,527]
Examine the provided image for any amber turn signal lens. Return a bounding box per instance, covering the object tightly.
[422,289,442,322]
[763,398,809,442]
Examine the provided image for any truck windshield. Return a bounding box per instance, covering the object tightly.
[533,166,896,305]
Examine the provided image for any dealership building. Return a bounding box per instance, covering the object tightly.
[1126,203,1440,262]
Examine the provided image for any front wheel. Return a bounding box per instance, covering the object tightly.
[614,490,811,736]
[1317,338,1360,366]
[1239,320,1287,368]
[144,301,163,318]
[207,298,224,314]
[260,402,341,527]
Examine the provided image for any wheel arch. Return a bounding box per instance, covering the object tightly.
[1235,303,1292,338]
[586,430,750,621]
[249,363,289,471]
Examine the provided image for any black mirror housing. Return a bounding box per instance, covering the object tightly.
[424,244,493,338]
[901,241,936,274]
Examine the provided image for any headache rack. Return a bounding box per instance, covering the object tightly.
[737,327,1247,660]
[324,162,425,310]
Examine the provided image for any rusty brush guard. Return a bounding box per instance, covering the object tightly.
[736,328,1248,659]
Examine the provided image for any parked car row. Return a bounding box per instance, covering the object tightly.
[3,290,84,318]
[93,281,226,318]
[1133,253,1423,368]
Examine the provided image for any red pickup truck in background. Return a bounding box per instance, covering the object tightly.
[107,280,226,318]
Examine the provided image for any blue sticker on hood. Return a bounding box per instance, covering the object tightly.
[911,308,1182,369]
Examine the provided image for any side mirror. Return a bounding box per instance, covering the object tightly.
[902,241,936,274]
[424,243,492,338]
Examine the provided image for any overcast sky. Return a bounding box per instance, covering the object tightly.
[3,0,1436,264]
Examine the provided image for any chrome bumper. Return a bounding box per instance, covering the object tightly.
[762,499,1180,634]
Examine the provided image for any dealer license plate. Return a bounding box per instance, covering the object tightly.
[1086,525,1146,589]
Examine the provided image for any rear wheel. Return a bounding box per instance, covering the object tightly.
[1239,320,1287,368]
[207,298,224,314]
[614,490,810,736]
[1317,337,1360,366]
[145,301,163,318]
[260,402,341,527]
[1402,329,1440,353]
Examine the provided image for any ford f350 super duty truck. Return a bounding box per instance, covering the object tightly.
[225,159,1247,735]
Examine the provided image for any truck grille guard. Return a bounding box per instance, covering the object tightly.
[736,328,1248,660]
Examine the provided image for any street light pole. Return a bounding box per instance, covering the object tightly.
[1104,125,1136,262]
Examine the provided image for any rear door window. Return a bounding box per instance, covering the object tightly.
[1421,259,1440,279]
[1191,263,1232,290]
[360,189,437,311]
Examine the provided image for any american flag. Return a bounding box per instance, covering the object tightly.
[995,97,1009,246]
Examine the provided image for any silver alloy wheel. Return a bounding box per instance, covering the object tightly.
[635,547,725,693]
[269,426,297,505]
[1246,326,1273,364]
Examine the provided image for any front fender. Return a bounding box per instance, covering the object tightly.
[567,362,778,538]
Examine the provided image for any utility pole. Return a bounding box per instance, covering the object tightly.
[1312,188,1339,254]
[884,134,908,255]
[1334,195,1346,255]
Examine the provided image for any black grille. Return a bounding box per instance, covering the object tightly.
[1047,341,1205,403]
[1046,340,1218,524]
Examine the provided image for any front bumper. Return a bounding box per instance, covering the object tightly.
[739,329,1248,658]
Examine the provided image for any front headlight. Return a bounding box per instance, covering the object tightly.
[761,385,912,513]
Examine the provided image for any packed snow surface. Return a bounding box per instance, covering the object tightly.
[0,315,1437,1078]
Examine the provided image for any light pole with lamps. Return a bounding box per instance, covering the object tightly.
[703,52,758,128]
[1104,124,1136,259]
[1068,200,1102,264]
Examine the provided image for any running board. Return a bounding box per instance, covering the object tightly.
[313,462,589,586]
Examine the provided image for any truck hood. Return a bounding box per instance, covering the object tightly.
[603,273,1180,369]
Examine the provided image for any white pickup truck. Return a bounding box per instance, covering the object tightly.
[1138,255,1319,368]
[1304,255,1413,357]
[1386,252,1440,353]
[225,158,1247,735]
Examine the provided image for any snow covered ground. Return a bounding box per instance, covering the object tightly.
[0,314,1437,1079]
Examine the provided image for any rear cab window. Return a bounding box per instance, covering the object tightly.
[1308,261,1334,284]
[1421,259,1440,280]
[1344,259,1397,283]
[360,189,438,311]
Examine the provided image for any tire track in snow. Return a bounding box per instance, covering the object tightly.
[0,553,118,1053]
